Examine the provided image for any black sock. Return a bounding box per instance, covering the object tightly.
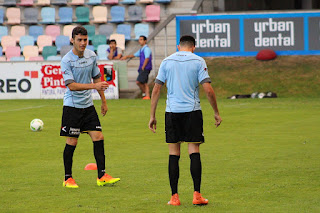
[93,140,105,179]
[63,144,76,181]
[169,155,180,195]
[190,153,202,193]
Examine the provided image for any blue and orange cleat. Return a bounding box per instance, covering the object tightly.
[63,177,79,188]
[97,173,120,186]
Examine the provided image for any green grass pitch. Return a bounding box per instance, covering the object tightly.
[0,98,319,212]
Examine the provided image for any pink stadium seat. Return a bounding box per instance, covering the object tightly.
[17,0,34,6]
[5,46,21,61]
[144,5,160,22]
[45,25,61,42]
[10,25,26,43]
[1,36,16,52]
[29,56,44,61]
[92,6,108,23]
[109,33,125,50]
[63,25,76,40]
[37,35,53,52]
[69,0,85,5]
[23,45,39,61]
[102,0,118,5]
[6,8,21,25]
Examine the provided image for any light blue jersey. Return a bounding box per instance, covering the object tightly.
[61,49,101,108]
[155,51,211,113]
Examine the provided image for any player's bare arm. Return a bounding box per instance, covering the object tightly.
[202,82,222,127]
[149,83,162,133]
[67,81,109,91]
[120,54,134,60]
[94,78,108,116]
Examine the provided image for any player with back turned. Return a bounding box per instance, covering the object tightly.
[60,26,120,188]
[149,35,222,205]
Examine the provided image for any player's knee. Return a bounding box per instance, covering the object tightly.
[66,137,78,146]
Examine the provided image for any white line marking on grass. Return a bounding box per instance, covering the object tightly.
[0,105,48,113]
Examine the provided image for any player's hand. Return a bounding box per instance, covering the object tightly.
[120,56,127,60]
[149,117,157,133]
[214,114,222,128]
[95,81,109,91]
[101,104,108,116]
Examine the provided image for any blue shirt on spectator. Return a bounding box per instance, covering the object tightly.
[134,44,152,71]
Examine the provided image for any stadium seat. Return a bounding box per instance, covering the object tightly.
[42,46,57,60]
[47,55,61,60]
[97,44,109,60]
[23,8,38,24]
[17,0,34,6]
[1,36,16,52]
[11,26,26,43]
[51,0,67,5]
[36,0,50,6]
[37,35,53,52]
[41,7,55,24]
[69,0,84,5]
[0,47,2,55]
[109,33,125,50]
[63,25,76,40]
[139,0,153,4]
[144,5,160,22]
[0,56,6,61]
[29,56,44,61]
[83,25,95,42]
[23,45,39,60]
[0,8,4,24]
[6,8,21,25]
[102,0,118,5]
[45,25,61,42]
[109,6,125,23]
[75,6,90,23]
[98,24,113,39]
[128,5,142,22]
[134,23,149,39]
[86,45,95,52]
[92,35,107,50]
[3,0,16,6]
[60,45,72,57]
[58,7,73,24]
[92,6,107,23]
[10,56,25,61]
[86,0,102,5]
[120,0,136,4]
[117,24,131,40]
[0,26,8,42]
[155,0,171,3]
[55,35,70,51]
[5,46,21,61]
[29,26,44,42]
[19,35,34,51]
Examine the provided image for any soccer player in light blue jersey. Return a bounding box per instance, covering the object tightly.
[149,35,222,205]
[60,26,120,188]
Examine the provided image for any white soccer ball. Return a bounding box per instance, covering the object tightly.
[30,119,44,131]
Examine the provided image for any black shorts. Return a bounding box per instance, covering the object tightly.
[165,110,204,143]
[60,106,102,138]
[136,69,151,84]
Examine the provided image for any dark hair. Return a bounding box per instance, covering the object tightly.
[72,26,88,39]
[109,39,117,44]
[140,35,147,41]
[179,35,195,47]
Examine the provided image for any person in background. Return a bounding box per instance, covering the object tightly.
[107,39,123,60]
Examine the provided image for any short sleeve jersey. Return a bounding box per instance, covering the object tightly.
[155,51,211,113]
[134,45,152,70]
[61,49,101,108]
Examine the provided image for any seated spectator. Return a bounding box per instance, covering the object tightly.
[107,39,123,60]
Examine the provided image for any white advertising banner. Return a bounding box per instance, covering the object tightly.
[0,61,119,100]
